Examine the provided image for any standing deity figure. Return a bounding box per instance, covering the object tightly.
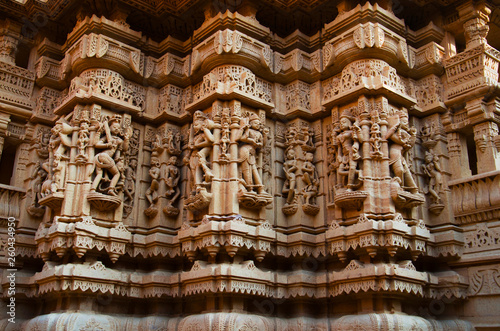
[301,152,319,206]
[165,156,181,206]
[282,148,298,205]
[91,116,131,196]
[386,111,418,193]
[188,110,216,190]
[422,151,445,204]
[236,113,266,194]
[145,160,161,206]
[369,123,383,158]
[40,117,75,197]
[335,110,361,191]
[144,159,161,218]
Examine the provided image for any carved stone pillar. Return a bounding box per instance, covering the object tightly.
[447,132,472,179]
[458,1,491,49]
[473,121,500,173]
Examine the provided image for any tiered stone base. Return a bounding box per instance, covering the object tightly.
[6,312,474,330]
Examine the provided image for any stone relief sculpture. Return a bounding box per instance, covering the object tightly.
[386,109,424,209]
[301,152,320,214]
[164,155,181,216]
[143,128,181,218]
[386,110,418,193]
[422,151,445,208]
[88,114,132,211]
[262,126,273,198]
[185,110,216,212]
[27,161,48,217]
[282,123,320,216]
[144,158,161,218]
[236,113,272,208]
[282,148,298,208]
[420,122,446,215]
[329,108,368,211]
[123,129,140,219]
[236,114,272,208]
[27,129,51,217]
[38,116,76,210]
[334,110,362,191]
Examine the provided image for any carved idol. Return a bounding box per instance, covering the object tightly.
[386,111,418,193]
[422,151,445,205]
[301,152,320,208]
[164,156,181,217]
[124,158,137,203]
[282,148,298,205]
[147,161,161,203]
[144,158,161,218]
[90,116,131,196]
[335,110,361,191]
[27,161,48,217]
[188,110,215,188]
[237,113,266,194]
[185,110,216,212]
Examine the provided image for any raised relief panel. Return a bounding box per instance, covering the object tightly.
[282,120,320,217]
[184,110,216,214]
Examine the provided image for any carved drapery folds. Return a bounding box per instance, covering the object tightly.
[282,122,319,216]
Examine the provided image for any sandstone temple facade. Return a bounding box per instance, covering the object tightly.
[0,0,500,329]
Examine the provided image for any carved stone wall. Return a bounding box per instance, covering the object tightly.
[1,0,500,330]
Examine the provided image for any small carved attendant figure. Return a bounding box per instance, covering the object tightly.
[369,123,383,158]
[220,121,231,158]
[422,151,444,204]
[146,160,161,206]
[301,152,319,206]
[124,158,137,203]
[51,153,64,193]
[237,113,266,194]
[302,152,316,187]
[91,116,130,196]
[31,161,48,204]
[335,110,361,190]
[283,148,298,204]
[386,111,418,193]
[165,156,180,206]
[49,118,74,159]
